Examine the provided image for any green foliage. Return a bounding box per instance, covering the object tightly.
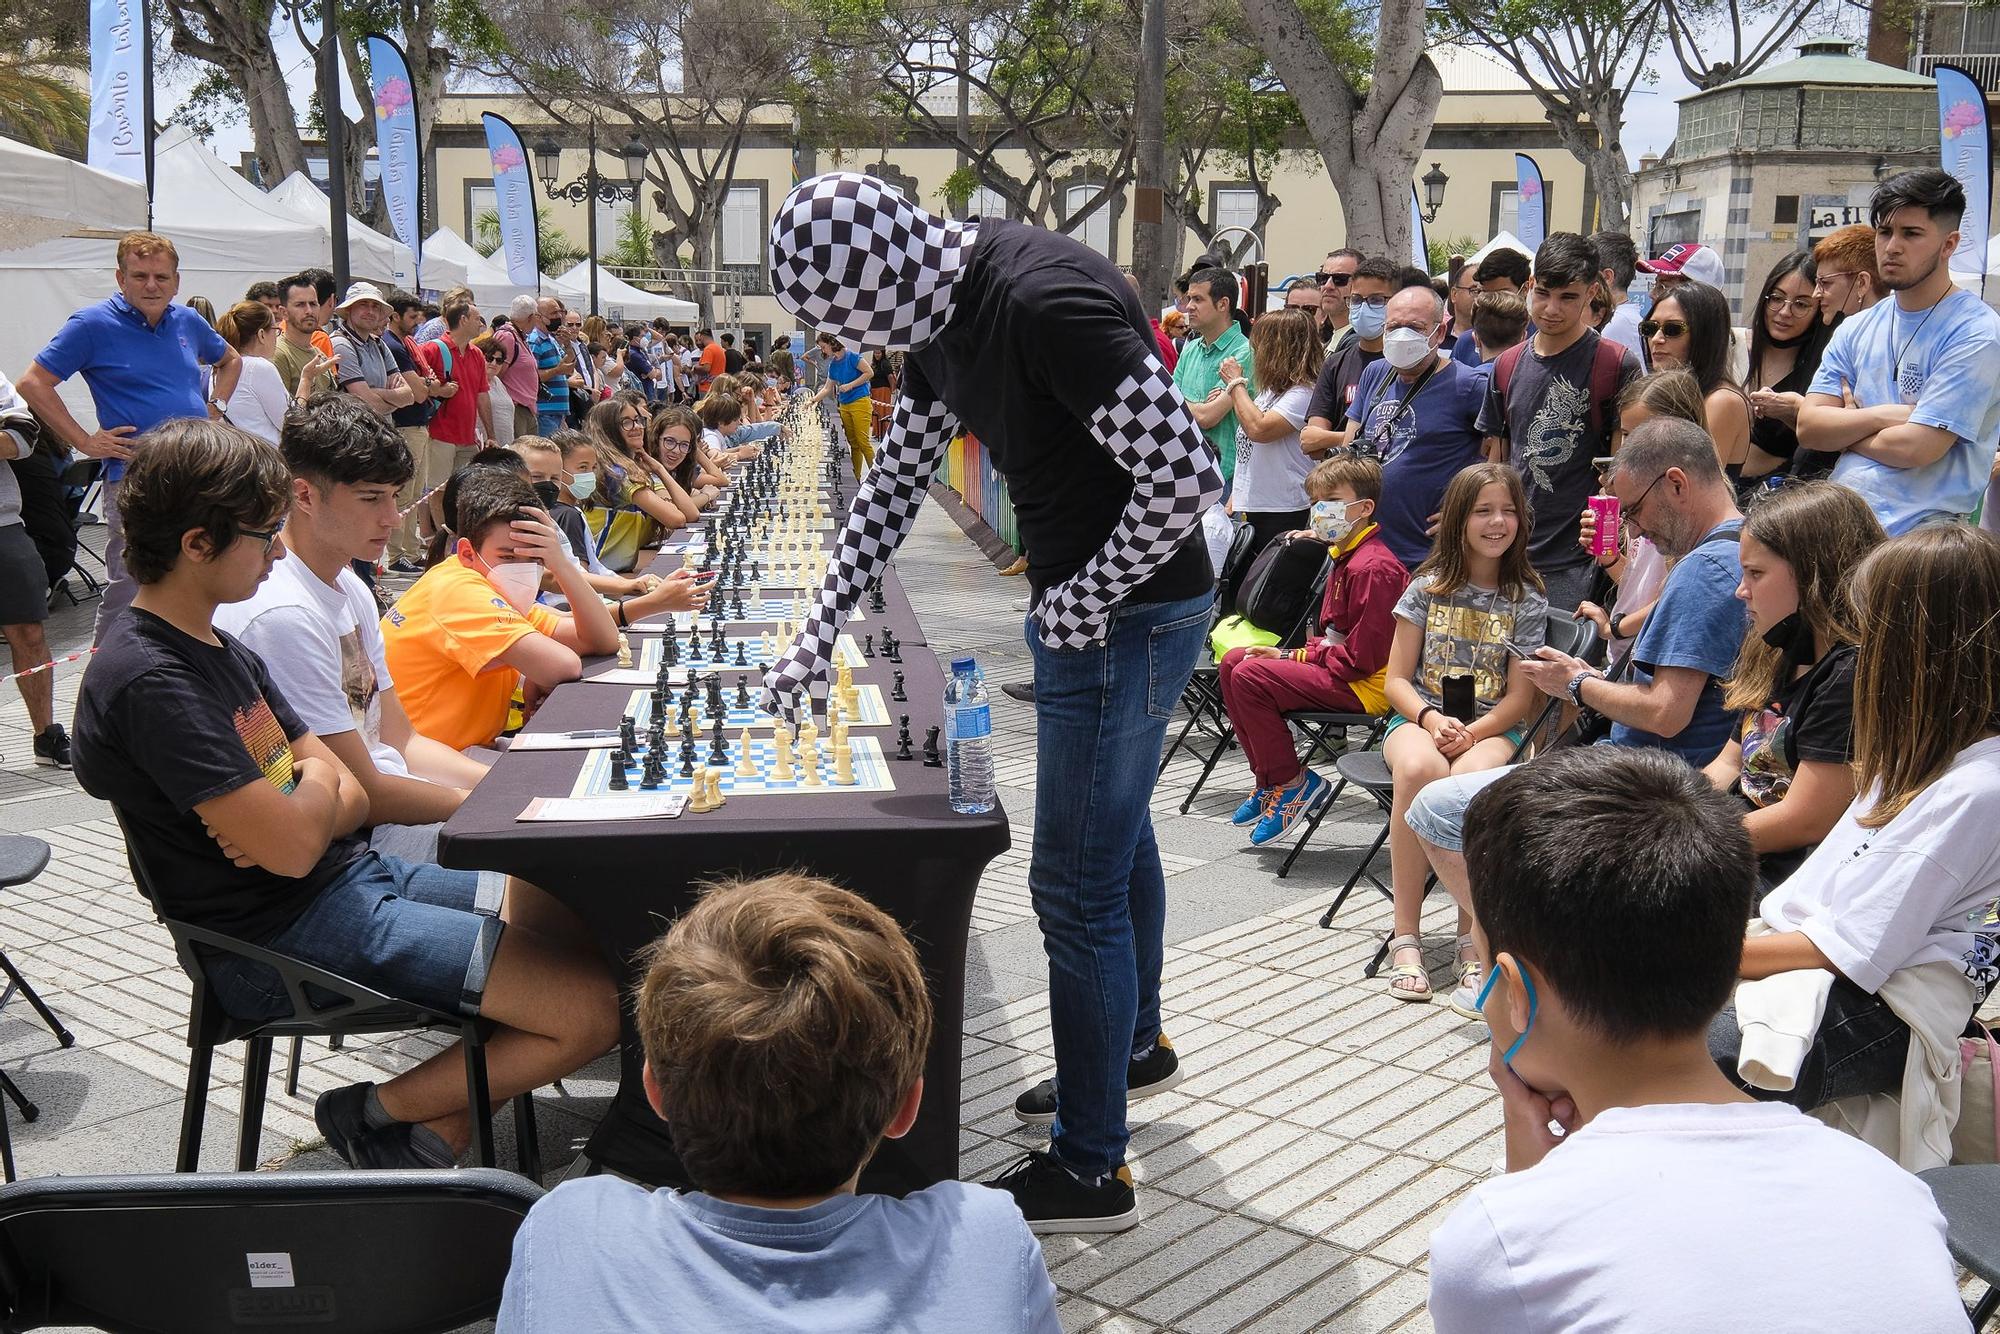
[938,166,979,217]
[0,0,88,152]
[474,205,587,271]
[606,209,658,268]
[1428,234,1482,274]
[169,66,245,140]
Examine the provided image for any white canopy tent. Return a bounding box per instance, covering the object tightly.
[0,137,149,253]
[552,262,698,323]
[422,228,585,312]
[265,172,425,292]
[1432,229,1536,281]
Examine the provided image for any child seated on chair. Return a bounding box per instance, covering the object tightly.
[497,874,1060,1333]
[70,419,618,1172]
[1428,747,1964,1333]
[1217,454,1408,849]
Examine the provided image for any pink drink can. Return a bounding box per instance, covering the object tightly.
[1587,495,1621,557]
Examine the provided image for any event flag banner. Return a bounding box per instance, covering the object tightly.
[1936,63,1992,295]
[482,113,541,289]
[365,34,423,281]
[87,0,148,189]
[1514,153,1547,253]
[1410,185,1429,271]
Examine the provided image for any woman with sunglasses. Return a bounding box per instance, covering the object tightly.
[1640,281,1754,483]
[1742,253,1835,482]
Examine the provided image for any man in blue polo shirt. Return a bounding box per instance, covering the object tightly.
[529,296,573,437]
[16,231,240,643]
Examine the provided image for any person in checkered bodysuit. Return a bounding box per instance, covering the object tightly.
[765,173,1224,1232]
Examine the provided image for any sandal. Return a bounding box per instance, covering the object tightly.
[1383,933,1433,1002]
[1449,935,1487,1022]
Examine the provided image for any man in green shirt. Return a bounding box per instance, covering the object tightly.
[1171,267,1252,489]
[273,274,336,397]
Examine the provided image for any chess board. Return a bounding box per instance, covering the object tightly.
[665,597,865,627]
[618,684,894,730]
[634,632,864,673]
[570,735,896,798]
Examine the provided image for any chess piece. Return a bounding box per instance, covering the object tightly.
[734,640,749,667]
[688,631,704,662]
[616,633,633,668]
[663,632,680,666]
[923,725,943,767]
[680,733,698,776]
[642,752,664,789]
[735,729,759,778]
[832,741,855,785]
[608,750,630,790]
[863,633,875,659]
[621,716,638,753]
[883,631,902,664]
[734,677,752,710]
[708,726,729,767]
[773,726,796,781]
[687,767,713,812]
[663,708,680,738]
[707,768,726,809]
[895,715,914,761]
[688,705,703,739]
[800,739,823,785]
[869,580,886,613]
[831,717,849,751]
[649,690,665,725]
[891,670,906,702]
[797,720,818,759]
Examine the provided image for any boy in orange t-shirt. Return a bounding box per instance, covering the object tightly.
[382,466,620,751]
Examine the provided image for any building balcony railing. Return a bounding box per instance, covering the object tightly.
[1915,52,2000,91]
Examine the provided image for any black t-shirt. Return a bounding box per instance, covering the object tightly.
[1735,642,1858,885]
[1749,353,1818,466]
[1305,341,1383,428]
[388,335,434,430]
[905,218,1210,604]
[72,608,366,942]
[723,347,746,374]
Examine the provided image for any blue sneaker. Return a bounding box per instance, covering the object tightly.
[1232,787,1276,826]
[1250,770,1327,846]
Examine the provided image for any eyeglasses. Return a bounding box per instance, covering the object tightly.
[1764,292,1817,316]
[1638,319,1688,340]
[1811,271,1854,292]
[1317,272,1352,287]
[1621,471,1670,529]
[1349,294,1390,310]
[658,435,693,451]
[240,518,287,555]
[619,415,642,429]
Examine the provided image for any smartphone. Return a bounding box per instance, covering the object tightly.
[1441,673,1477,724]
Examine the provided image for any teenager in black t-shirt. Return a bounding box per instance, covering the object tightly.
[766,173,1223,1233]
[72,419,617,1171]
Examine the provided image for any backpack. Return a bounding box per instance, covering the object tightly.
[1492,332,1626,445]
[1233,534,1326,634]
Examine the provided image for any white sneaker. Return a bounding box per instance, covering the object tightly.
[1448,971,1488,1023]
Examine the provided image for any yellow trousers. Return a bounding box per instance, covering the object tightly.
[838,396,876,478]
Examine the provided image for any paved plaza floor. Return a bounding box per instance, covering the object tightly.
[0,503,1675,1330]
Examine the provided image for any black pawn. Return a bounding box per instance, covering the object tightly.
[708,729,729,766]
[735,678,752,710]
[648,721,665,755]
[679,734,697,776]
[922,725,943,767]
[863,633,875,659]
[639,755,660,790]
[884,632,902,664]
[895,715,914,761]
[688,632,704,662]
[891,671,906,702]
[608,751,629,790]
[731,594,745,619]
[734,640,749,667]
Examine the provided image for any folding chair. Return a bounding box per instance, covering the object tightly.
[1273,712,1389,879]
[1165,558,1333,815]
[1312,611,1597,971]
[1920,1164,2000,1329]
[0,1168,539,1332]
[0,839,74,1184]
[116,819,541,1180]
[53,459,104,607]
[1156,519,1256,783]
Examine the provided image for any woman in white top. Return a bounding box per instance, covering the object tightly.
[217,300,318,444]
[1218,307,1321,556]
[473,332,516,448]
[1709,523,2000,1112]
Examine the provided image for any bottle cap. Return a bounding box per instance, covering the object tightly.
[950,656,976,673]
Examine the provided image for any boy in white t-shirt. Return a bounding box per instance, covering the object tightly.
[215,395,491,862]
[1429,747,1965,1334]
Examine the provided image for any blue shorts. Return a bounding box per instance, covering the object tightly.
[1382,712,1525,749]
[209,853,506,1022]
[1403,765,1517,854]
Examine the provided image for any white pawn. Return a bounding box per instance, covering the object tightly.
[773,726,796,781]
[832,741,855,786]
[800,740,823,786]
[735,728,758,779]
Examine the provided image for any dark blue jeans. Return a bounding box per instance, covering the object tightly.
[1026,591,1212,1178]
[1708,975,1911,1109]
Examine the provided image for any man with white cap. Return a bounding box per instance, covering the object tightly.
[1638,242,1726,304]
[327,282,422,421]
[764,172,1222,1234]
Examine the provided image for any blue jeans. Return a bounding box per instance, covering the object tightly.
[536,409,567,439]
[1708,975,1912,1108]
[1027,590,1212,1177]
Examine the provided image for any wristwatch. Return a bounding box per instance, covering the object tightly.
[1566,671,1597,706]
[208,398,229,415]
[1609,612,1629,642]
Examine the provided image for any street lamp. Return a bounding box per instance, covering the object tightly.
[531,122,648,317]
[1420,163,1450,223]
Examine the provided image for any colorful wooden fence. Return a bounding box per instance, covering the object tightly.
[944,433,1021,553]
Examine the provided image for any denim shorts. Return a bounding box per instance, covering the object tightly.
[209,853,506,1022]
[1402,764,1517,854]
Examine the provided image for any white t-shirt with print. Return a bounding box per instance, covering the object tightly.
[214,554,410,778]
[1760,734,2000,993]
[1231,384,1314,514]
[1428,1101,1964,1333]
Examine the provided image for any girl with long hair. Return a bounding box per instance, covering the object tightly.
[1218,307,1324,554]
[583,397,702,535]
[1742,252,1834,481]
[213,300,294,445]
[1707,482,1884,885]
[1381,462,1548,1002]
[647,407,723,509]
[1641,280,1753,479]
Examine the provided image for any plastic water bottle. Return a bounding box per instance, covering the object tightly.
[943,656,996,814]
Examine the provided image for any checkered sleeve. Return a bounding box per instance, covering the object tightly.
[1032,357,1224,650]
[761,389,960,723]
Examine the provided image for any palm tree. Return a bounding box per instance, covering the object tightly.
[0,10,88,154]
[473,205,586,272]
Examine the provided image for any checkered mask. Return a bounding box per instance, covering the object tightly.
[769,173,978,352]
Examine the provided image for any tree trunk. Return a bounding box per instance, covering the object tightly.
[163,2,308,186]
[1580,95,1633,234]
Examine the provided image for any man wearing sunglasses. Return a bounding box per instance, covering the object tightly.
[1302,256,1397,454]
[1315,248,1363,354]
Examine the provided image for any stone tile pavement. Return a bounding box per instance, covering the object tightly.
[7,500,1950,1332]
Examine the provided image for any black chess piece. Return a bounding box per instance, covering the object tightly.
[648,721,665,754]
[662,632,680,666]
[734,677,752,710]
[895,715,914,761]
[883,631,902,664]
[706,675,725,716]
[621,716,638,753]
[863,633,875,659]
[711,625,727,658]
[608,751,629,790]
[679,733,697,777]
[649,691,665,725]
[869,580,886,613]
[922,725,943,768]
[708,729,728,766]
[731,594,745,619]
[639,755,660,790]
[733,640,749,667]
[891,671,906,702]
[688,631,704,662]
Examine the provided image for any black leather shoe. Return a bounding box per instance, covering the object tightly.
[1001,682,1036,704]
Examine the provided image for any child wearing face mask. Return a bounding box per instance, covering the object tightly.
[1426,748,1964,1334]
[1215,455,1409,848]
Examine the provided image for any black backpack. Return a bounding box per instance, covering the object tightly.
[1233,534,1327,634]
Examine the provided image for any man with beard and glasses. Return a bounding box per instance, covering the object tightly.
[1796,168,2000,535]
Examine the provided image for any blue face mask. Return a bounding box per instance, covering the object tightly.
[1349,299,1387,340]
[1474,957,1539,1067]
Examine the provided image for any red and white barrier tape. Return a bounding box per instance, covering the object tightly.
[1,649,95,685]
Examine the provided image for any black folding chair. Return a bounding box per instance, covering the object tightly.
[115,819,541,1179]
[0,1168,539,1332]
[53,459,104,607]
[1163,559,1334,815]
[1312,611,1597,971]
[0,839,74,1184]
[1921,1164,2000,1329]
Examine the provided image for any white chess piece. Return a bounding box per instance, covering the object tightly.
[832,741,855,786]
[664,709,680,738]
[773,726,796,781]
[735,728,758,778]
[616,633,632,668]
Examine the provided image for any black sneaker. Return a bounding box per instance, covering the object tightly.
[1013,1035,1183,1127]
[1001,681,1036,704]
[987,1150,1139,1234]
[313,1082,374,1166]
[32,724,69,770]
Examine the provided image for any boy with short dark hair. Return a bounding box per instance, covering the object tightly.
[72,418,618,1171]
[497,874,1060,1332]
[1428,747,1965,1332]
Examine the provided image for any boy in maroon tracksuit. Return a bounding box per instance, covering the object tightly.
[1218,456,1409,845]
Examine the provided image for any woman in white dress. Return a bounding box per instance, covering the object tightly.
[217,300,323,444]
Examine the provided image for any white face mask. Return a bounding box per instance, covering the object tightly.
[486,560,544,612]
[1311,499,1361,544]
[1381,326,1436,372]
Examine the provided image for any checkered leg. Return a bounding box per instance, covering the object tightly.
[1033,358,1224,650]
[762,392,960,723]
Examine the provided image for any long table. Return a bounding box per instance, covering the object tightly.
[436,460,1010,1193]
